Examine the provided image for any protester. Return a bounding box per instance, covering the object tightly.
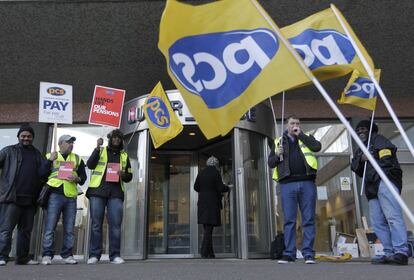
[268,116,321,264]
[86,129,132,265]
[351,120,409,265]
[194,156,229,258]
[0,124,47,265]
[41,134,86,265]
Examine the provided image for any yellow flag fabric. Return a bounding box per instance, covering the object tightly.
[143,82,183,149]
[337,69,381,111]
[158,0,310,139]
[281,4,374,84]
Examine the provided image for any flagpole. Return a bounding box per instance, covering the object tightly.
[268,97,279,138]
[281,91,285,136]
[331,4,414,160]
[360,110,376,196]
[250,0,414,224]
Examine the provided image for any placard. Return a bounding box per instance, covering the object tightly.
[39,82,73,124]
[89,85,125,128]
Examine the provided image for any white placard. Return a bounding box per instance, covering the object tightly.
[39,82,73,124]
[340,177,351,191]
[317,186,328,200]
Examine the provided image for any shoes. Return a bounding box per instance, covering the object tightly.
[25,259,39,265]
[278,255,295,264]
[41,256,52,265]
[0,260,6,266]
[371,255,389,265]
[63,256,77,264]
[304,256,316,264]
[110,257,125,264]
[387,253,408,265]
[87,257,99,265]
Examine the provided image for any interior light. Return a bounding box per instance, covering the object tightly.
[151,156,157,159]
[189,132,196,136]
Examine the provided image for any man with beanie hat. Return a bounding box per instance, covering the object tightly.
[351,120,409,265]
[85,129,132,265]
[0,124,47,265]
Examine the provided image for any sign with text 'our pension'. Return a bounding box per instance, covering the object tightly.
[38,81,73,124]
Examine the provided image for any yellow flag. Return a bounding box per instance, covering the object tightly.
[337,69,381,111]
[143,82,183,149]
[282,4,374,83]
[158,0,310,139]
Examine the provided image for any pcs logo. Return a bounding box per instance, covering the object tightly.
[168,28,279,109]
[289,29,355,70]
[145,97,170,128]
[47,87,66,96]
[345,77,377,99]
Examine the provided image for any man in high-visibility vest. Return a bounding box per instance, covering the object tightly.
[41,135,87,265]
[86,129,132,265]
[268,116,321,264]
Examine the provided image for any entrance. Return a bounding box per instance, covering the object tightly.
[147,139,235,257]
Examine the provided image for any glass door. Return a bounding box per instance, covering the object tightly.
[197,139,236,257]
[147,153,192,256]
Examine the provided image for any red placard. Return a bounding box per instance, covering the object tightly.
[57,161,74,179]
[106,163,120,182]
[88,85,125,128]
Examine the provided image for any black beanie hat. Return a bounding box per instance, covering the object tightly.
[107,129,124,140]
[356,120,378,133]
[17,124,35,138]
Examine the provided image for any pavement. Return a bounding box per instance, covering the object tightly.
[1,258,413,280]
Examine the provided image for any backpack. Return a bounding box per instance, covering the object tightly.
[270,233,285,260]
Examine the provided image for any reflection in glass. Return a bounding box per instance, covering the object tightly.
[148,154,191,254]
[239,130,269,253]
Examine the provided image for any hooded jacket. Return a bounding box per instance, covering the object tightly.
[351,133,402,200]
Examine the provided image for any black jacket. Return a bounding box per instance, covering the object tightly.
[0,143,46,203]
[268,131,321,183]
[351,133,402,200]
[86,147,132,200]
[194,166,229,226]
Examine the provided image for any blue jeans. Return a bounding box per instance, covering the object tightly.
[42,193,77,258]
[89,196,123,261]
[280,180,316,258]
[369,180,408,257]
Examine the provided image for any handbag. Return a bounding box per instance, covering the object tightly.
[37,185,51,208]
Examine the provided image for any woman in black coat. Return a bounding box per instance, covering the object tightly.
[194,156,229,258]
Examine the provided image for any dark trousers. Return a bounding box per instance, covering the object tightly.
[89,196,123,261]
[0,203,36,263]
[201,224,214,257]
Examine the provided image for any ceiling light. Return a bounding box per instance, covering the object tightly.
[189,132,196,136]
[151,156,157,159]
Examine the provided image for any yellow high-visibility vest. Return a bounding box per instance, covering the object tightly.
[89,147,130,191]
[46,152,81,198]
[272,137,318,181]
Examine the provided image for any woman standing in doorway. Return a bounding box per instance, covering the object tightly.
[194,156,229,258]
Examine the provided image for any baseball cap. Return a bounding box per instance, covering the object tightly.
[58,134,76,144]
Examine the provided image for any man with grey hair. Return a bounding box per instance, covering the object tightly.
[41,135,87,265]
[194,156,229,258]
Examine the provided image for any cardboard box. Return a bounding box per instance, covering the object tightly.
[369,244,384,256]
[336,243,359,258]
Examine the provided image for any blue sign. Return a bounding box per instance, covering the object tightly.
[289,29,355,70]
[168,28,279,108]
[145,97,170,128]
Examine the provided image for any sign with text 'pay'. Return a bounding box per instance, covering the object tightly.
[88,85,125,128]
[39,82,73,124]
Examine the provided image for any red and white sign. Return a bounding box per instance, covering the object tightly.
[88,85,125,128]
